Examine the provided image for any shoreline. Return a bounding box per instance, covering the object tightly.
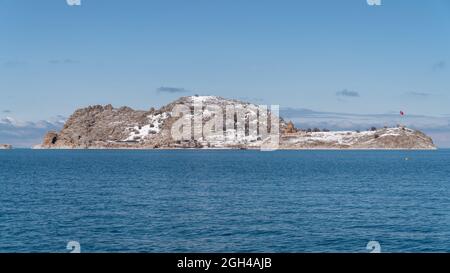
[29,146,439,151]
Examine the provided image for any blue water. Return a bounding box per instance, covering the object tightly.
[1,149,450,253]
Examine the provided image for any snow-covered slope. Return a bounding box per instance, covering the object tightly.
[281,127,435,149]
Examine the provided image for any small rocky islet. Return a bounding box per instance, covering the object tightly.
[0,144,13,149]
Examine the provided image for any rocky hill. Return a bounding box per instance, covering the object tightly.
[36,96,436,150]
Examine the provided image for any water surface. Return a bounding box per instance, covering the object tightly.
[1,149,449,252]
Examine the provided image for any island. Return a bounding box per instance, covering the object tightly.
[35,96,436,150]
[0,144,13,149]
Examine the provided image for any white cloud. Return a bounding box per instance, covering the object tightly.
[0,117,65,147]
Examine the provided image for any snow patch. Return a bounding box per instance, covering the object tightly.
[123,112,169,142]
[191,96,219,104]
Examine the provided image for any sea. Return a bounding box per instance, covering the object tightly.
[1,149,450,253]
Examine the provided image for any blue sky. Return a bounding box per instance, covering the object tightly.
[1,0,450,146]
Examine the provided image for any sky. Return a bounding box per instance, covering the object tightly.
[1,0,450,146]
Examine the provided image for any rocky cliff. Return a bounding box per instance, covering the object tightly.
[36,96,436,150]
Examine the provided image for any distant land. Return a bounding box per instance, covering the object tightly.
[0,144,12,149]
[35,96,436,150]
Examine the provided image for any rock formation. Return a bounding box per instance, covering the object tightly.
[36,96,436,150]
[284,121,297,134]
